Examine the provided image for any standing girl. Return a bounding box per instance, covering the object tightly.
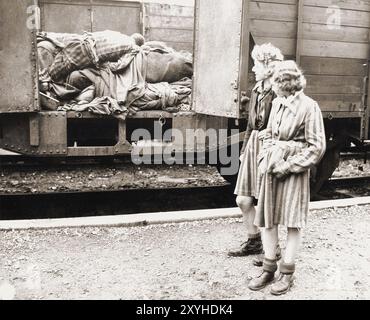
[248,60,326,295]
[228,44,283,258]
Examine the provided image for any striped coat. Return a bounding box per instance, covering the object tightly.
[255,91,326,228]
[234,81,275,198]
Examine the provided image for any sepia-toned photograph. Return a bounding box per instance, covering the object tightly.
[0,0,369,304]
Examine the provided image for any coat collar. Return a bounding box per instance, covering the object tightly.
[253,81,272,95]
[274,90,304,115]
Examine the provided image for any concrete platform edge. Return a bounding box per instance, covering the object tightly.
[1,196,370,231]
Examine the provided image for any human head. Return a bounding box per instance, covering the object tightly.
[271,60,307,97]
[131,33,145,46]
[251,43,284,82]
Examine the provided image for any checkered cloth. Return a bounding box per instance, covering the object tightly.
[48,36,96,81]
[92,31,136,62]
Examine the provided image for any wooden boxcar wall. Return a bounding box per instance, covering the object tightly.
[248,0,370,119]
[143,2,194,52]
[39,0,194,53]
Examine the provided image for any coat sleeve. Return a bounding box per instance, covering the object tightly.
[278,102,326,174]
[256,107,274,167]
[240,113,254,154]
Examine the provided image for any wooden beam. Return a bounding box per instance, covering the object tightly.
[363,56,370,140]
[296,0,304,65]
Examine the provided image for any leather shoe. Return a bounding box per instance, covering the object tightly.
[248,271,275,291]
[270,273,294,296]
[228,237,263,257]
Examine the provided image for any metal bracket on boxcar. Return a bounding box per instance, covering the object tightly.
[158,113,166,127]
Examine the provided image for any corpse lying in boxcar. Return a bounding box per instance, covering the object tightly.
[37,30,193,119]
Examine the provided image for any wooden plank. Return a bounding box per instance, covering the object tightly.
[146,28,193,43]
[252,0,297,4]
[250,19,296,38]
[305,0,370,12]
[144,3,194,17]
[302,23,370,43]
[303,6,370,28]
[300,56,367,76]
[40,0,90,5]
[310,94,362,112]
[305,75,364,94]
[302,39,370,59]
[254,36,296,55]
[92,5,141,33]
[42,3,91,33]
[144,2,194,53]
[91,0,140,7]
[146,15,194,29]
[364,43,370,140]
[249,1,297,22]
[296,0,304,65]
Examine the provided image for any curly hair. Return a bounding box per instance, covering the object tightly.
[251,43,284,65]
[272,60,307,94]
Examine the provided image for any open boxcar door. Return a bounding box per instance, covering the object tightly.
[0,0,39,113]
[192,0,251,119]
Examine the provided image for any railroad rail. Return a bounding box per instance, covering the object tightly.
[0,185,237,221]
[0,176,369,221]
[318,175,370,200]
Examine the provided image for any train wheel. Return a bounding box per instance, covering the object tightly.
[310,146,341,200]
[216,163,239,188]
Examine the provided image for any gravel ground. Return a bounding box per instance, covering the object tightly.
[332,158,370,178]
[1,157,368,195]
[0,164,226,194]
[0,205,369,300]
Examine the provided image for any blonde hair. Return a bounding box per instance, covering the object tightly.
[251,43,284,65]
[272,60,307,94]
[251,43,284,78]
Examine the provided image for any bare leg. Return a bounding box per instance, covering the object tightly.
[284,228,302,264]
[270,228,301,295]
[248,225,278,291]
[228,196,263,256]
[263,226,279,260]
[236,196,259,236]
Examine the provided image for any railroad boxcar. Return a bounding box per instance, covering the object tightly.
[0,0,369,193]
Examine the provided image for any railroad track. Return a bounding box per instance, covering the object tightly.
[1,152,369,220]
[0,184,236,221]
[1,176,368,221]
[318,175,370,200]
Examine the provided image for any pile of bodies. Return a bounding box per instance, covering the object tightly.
[37,30,193,118]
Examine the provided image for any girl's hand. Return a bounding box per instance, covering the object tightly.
[271,160,290,180]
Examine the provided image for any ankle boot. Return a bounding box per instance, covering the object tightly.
[270,262,295,296]
[252,245,282,267]
[248,258,277,291]
[228,234,263,257]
